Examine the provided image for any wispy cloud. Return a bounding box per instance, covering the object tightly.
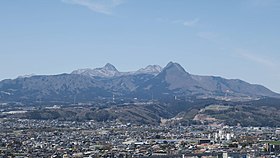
[197,31,219,43]
[237,49,277,67]
[183,18,200,27]
[62,0,124,15]
[197,32,278,69]
[156,18,200,28]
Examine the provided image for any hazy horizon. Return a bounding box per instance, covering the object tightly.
[0,0,280,93]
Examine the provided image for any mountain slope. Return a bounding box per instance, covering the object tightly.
[135,62,280,99]
[191,75,279,98]
[0,62,279,103]
[0,73,155,103]
[0,74,111,102]
[134,62,201,99]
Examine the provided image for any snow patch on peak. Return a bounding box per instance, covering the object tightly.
[135,65,162,75]
[72,63,163,77]
[17,74,36,79]
[71,64,120,78]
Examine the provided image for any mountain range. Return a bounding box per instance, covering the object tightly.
[0,62,279,103]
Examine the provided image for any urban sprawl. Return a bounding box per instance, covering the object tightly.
[1,118,280,158]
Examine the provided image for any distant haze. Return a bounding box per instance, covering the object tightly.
[0,0,279,93]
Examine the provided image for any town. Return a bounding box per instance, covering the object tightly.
[1,117,280,158]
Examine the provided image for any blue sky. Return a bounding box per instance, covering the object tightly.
[0,0,280,92]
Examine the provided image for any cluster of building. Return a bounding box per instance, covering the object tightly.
[0,118,280,158]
